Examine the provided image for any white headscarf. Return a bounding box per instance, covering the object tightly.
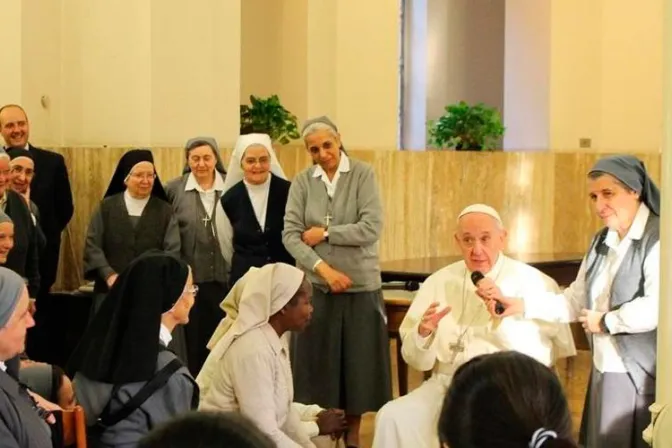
[221,133,287,195]
[196,263,305,397]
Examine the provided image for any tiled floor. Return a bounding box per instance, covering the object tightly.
[357,343,591,448]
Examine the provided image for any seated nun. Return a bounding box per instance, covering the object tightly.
[0,267,52,447]
[439,351,576,448]
[372,204,576,448]
[68,251,199,448]
[197,263,348,448]
[219,133,294,286]
[1,208,67,394]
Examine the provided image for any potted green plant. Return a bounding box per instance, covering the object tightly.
[240,95,301,145]
[427,101,505,150]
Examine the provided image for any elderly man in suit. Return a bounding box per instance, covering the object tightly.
[0,104,74,299]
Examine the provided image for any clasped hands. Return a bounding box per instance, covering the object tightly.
[316,408,348,440]
[302,227,326,247]
[304,226,353,293]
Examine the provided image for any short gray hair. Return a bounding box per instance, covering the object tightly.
[301,122,338,139]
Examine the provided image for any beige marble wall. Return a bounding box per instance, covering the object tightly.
[53,147,660,290]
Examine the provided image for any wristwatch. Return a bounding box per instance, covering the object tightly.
[599,313,611,334]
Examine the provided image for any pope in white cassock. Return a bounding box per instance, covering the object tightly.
[371,204,576,448]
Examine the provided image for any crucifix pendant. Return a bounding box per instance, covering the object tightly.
[324,213,333,228]
[202,216,211,227]
[448,342,464,364]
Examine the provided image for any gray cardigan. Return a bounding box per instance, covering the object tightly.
[282,158,383,292]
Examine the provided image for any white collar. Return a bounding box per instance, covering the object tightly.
[312,152,350,179]
[184,172,225,193]
[244,173,272,191]
[123,190,150,216]
[605,202,650,248]
[2,144,29,150]
[159,324,173,347]
[0,361,6,372]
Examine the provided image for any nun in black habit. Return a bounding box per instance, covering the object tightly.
[165,137,229,375]
[68,251,199,448]
[83,149,181,302]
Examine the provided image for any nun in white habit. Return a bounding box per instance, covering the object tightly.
[196,263,324,448]
[219,134,295,286]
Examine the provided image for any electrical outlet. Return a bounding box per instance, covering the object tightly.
[579,138,592,148]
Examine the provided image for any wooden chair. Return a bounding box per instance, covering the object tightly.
[61,405,87,448]
[384,297,413,396]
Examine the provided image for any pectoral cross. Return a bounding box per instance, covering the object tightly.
[324,213,333,228]
[448,342,465,364]
[202,215,211,227]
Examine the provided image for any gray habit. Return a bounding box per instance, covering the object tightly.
[290,287,391,415]
[83,197,186,364]
[165,174,228,375]
[0,369,52,448]
[283,155,391,414]
[74,349,196,448]
[580,370,653,448]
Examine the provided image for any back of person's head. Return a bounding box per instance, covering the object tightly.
[438,351,576,448]
[138,411,275,448]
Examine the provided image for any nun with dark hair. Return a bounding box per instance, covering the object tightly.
[84,149,181,307]
[69,251,199,447]
[491,155,660,448]
[165,137,229,375]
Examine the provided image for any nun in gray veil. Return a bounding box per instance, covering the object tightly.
[165,137,229,375]
[0,267,52,448]
[490,155,660,448]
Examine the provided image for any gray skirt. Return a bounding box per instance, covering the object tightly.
[290,287,392,415]
[579,369,654,448]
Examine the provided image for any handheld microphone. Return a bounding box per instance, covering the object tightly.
[470,271,504,315]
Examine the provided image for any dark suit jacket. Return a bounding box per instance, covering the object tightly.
[28,144,74,291]
[4,190,40,296]
[222,174,295,285]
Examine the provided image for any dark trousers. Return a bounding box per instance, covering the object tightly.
[183,281,227,376]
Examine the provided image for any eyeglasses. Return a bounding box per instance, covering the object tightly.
[129,172,156,181]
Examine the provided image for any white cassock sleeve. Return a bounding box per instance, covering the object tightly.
[399,272,446,371]
[291,403,323,439]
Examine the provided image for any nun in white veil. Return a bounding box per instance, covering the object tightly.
[218,134,295,286]
[196,263,317,447]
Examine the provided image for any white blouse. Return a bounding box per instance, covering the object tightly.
[524,203,659,373]
[123,190,150,217]
[244,175,271,228]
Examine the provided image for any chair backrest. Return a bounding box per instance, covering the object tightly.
[61,405,87,448]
